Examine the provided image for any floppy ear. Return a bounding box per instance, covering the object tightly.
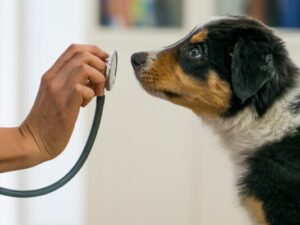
[231,39,276,102]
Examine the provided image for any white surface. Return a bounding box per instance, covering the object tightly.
[0,0,299,224]
[0,0,89,225]
[17,1,89,225]
[0,0,19,224]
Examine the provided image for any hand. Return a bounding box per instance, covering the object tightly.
[19,44,109,161]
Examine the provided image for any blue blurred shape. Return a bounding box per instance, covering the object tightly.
[280,0,300,28]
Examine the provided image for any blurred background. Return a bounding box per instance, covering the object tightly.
[0,0,299,225]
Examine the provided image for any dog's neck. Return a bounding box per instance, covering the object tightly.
[201,78,300,162]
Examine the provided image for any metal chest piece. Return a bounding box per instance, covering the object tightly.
[105,50,118,91]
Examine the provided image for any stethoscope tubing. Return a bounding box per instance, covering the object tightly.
[0,96,105,198]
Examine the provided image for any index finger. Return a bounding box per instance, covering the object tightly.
[49,44,109,73]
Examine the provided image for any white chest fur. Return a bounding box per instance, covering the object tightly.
[202,88,300,163]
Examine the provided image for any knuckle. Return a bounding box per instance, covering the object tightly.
[77,51,90,62]
[68,43,79,52]
[73,84,83,94]
[78,64,90,76]
[99,74,106,82]
[46,82,58,95]
[98,60,106,69]
[41,75,57,95]
[91,45,101,52]
[96,74,106,84]
[41,73,51,85]
[78,63,86,71]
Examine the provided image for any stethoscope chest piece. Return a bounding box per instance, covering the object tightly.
[0,50,118,198]
[105,50,118,91]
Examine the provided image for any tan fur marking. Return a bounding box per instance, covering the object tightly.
[243,196,269,225]
[139,49,231,116]
[172,68,231,115]
[191,31,208,44]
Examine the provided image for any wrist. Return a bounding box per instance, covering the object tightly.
[0,126,49,172]
[18,123,51,166]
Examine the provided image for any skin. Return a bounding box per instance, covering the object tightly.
[0,44,108,173]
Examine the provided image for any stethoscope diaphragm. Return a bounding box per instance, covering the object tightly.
[0,50,118,198]
[105,50,118,91]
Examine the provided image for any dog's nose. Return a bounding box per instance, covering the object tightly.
[131,52,148,69]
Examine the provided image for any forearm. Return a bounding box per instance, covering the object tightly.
[0,45,107,173]
[0,127,46,172]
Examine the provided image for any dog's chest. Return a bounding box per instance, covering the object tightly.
[204,95,300,161]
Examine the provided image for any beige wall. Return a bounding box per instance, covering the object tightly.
[0,0,89,224]
[1,0,300,224]
[86,2,300,224]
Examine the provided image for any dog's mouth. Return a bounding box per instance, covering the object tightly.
[163,90,182,98]
[141,85,183,99]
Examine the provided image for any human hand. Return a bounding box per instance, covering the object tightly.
[19,44,108,161]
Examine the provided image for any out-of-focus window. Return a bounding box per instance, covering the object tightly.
[217,0,300,28]
[99,0,183,28]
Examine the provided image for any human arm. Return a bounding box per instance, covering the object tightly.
[0,44,108,173]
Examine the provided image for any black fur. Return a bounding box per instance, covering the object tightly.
[178,17,298,117]
[240,128,300,225]
[176,18,300,225]
[177,43,211,81]
[132,17,300,225]
[231,39,276,103]
[206,18,298,117]
[290,94,300,114]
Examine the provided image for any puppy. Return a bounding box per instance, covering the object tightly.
[131,16,300,225]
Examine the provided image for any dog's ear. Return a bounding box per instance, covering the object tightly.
[231,38,276,103]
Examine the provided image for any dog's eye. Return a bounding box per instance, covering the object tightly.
[189,46,202,59]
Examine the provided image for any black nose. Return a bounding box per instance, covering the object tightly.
[131,52,148,69]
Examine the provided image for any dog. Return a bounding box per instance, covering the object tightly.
[131,16,300,225]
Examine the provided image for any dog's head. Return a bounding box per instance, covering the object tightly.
[131,17,296,118]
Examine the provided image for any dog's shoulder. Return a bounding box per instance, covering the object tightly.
[240,127,300,225]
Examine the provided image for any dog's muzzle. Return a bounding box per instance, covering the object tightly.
[131,52,148,72]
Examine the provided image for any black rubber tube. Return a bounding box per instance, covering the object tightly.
[0,96,105,198]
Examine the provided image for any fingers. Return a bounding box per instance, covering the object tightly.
[26,45,109,159]
[73,84,96,107]
[43,44,108,110]
[50,44,109,74]
[60,51,107,77]
[70,63,106,96]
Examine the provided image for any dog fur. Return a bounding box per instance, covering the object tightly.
[131,16,300,225]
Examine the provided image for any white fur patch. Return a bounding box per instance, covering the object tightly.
[199,82,300,183]
[202,81,300,165]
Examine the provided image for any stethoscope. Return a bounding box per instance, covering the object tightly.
[0,50,118,198]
